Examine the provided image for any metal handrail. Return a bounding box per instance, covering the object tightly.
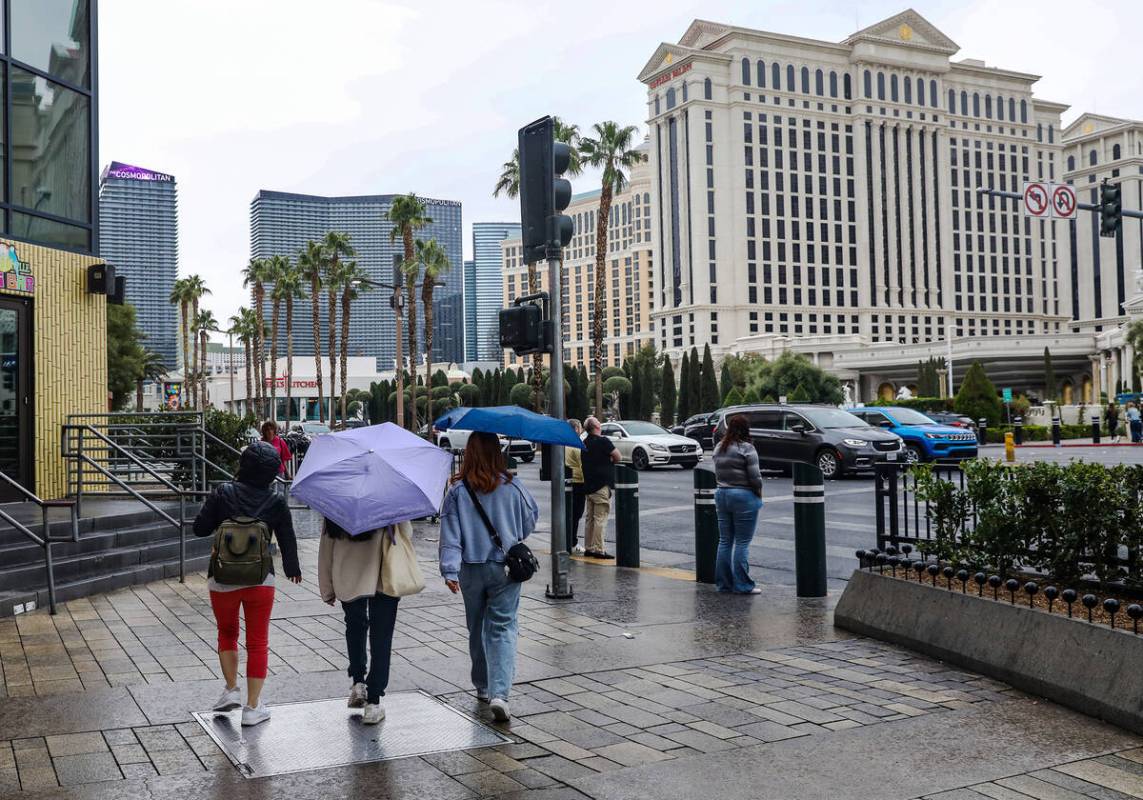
[0,470,80,615]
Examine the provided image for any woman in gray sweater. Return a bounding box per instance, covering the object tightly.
[712,414,763,594]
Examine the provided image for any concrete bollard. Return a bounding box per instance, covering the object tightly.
[1052,416,1062,447]
[1014,416,1024,446]
[793,462,828,598]
[614,464,640,568]
[1091,414,1101,445]
[693,468,718,584]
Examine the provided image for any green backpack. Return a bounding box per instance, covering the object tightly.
[210,516,273,586]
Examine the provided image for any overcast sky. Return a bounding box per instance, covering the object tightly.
[99,0,1143,332]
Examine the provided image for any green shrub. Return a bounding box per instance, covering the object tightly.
[954,362,1003,426]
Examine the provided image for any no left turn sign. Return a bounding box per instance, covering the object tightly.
[1023,182,1049,217]
[1051,184,1077,219]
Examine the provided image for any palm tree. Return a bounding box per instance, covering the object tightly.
[323,232,355,424]
[135,349,168,412]
[578,121,644,415]
[168,278,193,408]
[183,275,211,409]
[241,259,272,417]
[264,255,291,421]
[385,194,432,429]
[192,309,219,409]
[494,118,582,409]
[414,239,451,409]
[230,308,259,416]
[337,260,369,424]
[272,260,305,427]
[297,241,326,424]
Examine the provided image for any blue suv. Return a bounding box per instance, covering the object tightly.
[849,406,978,464]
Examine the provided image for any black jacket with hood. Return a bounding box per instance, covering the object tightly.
[193,442,301,579]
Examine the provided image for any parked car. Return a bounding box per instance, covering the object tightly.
[434,428,535,463]
[925,411,979,435]
[848,407,979,464]
[672,413,707,440]
[683,411,722,450]
[713,404,903,479]
[599,420,703,470]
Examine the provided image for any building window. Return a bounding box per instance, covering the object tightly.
[828,71,837,97]
[929,80,937,108]
[973,92,980,117]
[704,78,712,99]
[863,69,872,98]
[1113,143,1122,160]
[877,71,885,100]
[815,68,823,96]
[1020,99,1028,123]
[844,73,852,100]
[12,0,92,87]
[1048,124,1054,143]
[961,91,968,116]
[984,94,992,118]
[1090,149,1097,166]
[666,87,675,109]
[948,88,955,113]
[773,62,781,90]
[741,57,750,85]
[756,60,765,87]
[996,95,1004,120]
[801,66,810,93]
[1067,155,1075,171]
[890,74,898,102]
[787,64,795,93]
[903,76,911,104]
[682,82,687,102]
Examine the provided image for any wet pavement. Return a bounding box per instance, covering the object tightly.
[0,521,1140,798]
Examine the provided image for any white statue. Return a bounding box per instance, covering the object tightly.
[896,385,913,400]
[843,383,854,407]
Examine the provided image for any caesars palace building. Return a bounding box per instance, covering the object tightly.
[639,10,1143,403]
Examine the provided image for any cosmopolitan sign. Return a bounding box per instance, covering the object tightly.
[650,62,691,89]
[104,161,175,183]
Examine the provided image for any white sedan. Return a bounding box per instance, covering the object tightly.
[599,421,703,471]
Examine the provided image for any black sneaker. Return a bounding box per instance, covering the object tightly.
[596,552,615,560]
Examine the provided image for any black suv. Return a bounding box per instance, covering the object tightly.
[681,411,720,450]
[713,404,904,479]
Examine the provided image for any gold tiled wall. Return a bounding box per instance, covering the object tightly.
[0,239,106,499]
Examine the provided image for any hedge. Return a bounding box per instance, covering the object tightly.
[912,460,1143,589]
[983,424,1091,443]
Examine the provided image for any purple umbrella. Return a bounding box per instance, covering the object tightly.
[291,423,453,535]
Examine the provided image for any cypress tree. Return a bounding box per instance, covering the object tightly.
[678,354,691,422]
[1043,348,1056,401]
[660,359,677,427]
[641,359,657,420]
[688,347,701,413]
[700,344,720,411]
[954,361,1004,426]
[720,360,733,402]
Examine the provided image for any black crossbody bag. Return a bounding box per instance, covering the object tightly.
[463,479,539,583]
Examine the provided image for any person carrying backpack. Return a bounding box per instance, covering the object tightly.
[193,441,300,726]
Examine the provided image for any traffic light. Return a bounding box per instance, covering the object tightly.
[1100,180,1122,238]
[499,302,544,355]
[518,116,574,264]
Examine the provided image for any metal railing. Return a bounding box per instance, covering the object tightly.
[0,470,80,615]
[874,462,968,554]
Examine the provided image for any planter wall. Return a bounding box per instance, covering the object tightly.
[834,569,1143,734]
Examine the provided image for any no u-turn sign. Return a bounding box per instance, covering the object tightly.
[1023,182,1077,219]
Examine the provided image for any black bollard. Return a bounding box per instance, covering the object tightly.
[614,464,640,568]
[793,462,828,598]
[564,466,575,553]
[693,469,718,584]
[1013,416,1023,446]
[1091,414,1101,445]
[1052,416,1062,447]
[977,418,988,445]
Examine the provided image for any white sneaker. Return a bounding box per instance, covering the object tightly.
[347,682,368,709]
[489,698,510,722]
[475,688,490,703]
[211,686,242,713]
[572,545,586,555]
[361,703,385,724]
[241,703,271,727]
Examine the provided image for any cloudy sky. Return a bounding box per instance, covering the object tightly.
[99,0,1143,331]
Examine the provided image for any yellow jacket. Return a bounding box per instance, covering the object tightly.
[565,447,584,484]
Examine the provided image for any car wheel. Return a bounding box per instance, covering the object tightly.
[632,449,650,471]
[521,452,535,463]
[905,444,924,465]
[817,449,842,480]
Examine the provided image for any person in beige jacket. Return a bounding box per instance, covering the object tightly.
[318,519,409,724]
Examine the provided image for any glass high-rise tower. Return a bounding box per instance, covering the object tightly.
[98,162,179,368]
[467,222,519,362]
[249,191,464,368]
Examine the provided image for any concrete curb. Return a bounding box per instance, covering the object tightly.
[834,569,1143,734]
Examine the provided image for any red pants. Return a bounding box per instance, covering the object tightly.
[209,586,275,679]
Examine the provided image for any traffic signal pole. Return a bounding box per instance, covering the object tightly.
[978,186,1143,219]
[546,250,572,599]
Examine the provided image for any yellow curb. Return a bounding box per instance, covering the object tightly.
[568,554,696,582]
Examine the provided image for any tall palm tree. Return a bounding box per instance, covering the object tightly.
[272,260,305,427]
[192,309,219,409]
[183,275,211,409]
[337,260,368,425]
[297,241,326,424]
[578,121,644,416]
[323,232,355,424]
[385,194,432,429]
[263,255,291,421]
[168,278,193,408]
[241,259,272,417]
[494,118,582,409]
[135,349,168,412]
[414,239,451,412]
[231,308,259,417]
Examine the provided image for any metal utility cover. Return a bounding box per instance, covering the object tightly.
[192,691,512,779]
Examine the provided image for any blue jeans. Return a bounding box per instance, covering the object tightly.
[459,562,522,700]
[1131,419,1142,443]
[715,487,762,593]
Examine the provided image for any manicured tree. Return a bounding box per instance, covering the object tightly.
[603,375,632,418]
[788,383,811,403]
[720,360,734,403]
[509,381,533,409]
[700,344,720,411]
[1043,347,1056,401]
[678,354,692,422]
[742,386,761,404]
[723,387,745,407]
[432,368,448,387]
[457,382,481,407]
[954,361,1004,426]
[660,359,677,427]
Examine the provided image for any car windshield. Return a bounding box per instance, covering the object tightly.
[797,407,870,429]
[885,407,937,425]
[621,422,669,436]
[302,423,330,434]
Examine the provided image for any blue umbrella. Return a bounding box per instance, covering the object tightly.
[434,406,584,449]
[291,423,454,535]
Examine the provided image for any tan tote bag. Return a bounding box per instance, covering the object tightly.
[380,520,425,597]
